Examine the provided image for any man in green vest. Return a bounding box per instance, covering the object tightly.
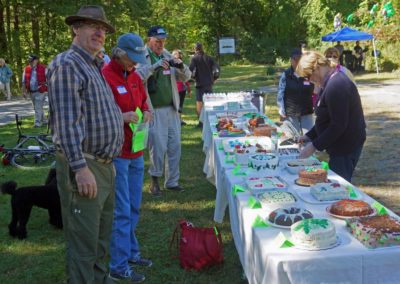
[136,26,191,197]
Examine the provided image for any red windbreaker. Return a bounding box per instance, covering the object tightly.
[102,59,149,159]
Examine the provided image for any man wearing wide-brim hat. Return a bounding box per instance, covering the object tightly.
[47,5,124,283]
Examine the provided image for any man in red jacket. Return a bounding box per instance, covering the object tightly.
[102,33,152,283]
[22,54,48,127]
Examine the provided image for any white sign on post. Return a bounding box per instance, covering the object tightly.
[219,37,235,54]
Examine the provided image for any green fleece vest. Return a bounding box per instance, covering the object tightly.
[148,50,173,108]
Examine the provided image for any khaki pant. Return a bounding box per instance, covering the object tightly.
[56,152,115,284]
[30,91,46,126]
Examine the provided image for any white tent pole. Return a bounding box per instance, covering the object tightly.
[372,37,379,74]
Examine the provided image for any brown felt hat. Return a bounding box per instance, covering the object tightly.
[65,5,115,34]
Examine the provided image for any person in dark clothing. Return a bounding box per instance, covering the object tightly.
[277,48,314,135]
[296,51,366,182]
[353,41,364,71]
[189,42,219,127]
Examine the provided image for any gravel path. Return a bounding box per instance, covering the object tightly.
[353,80,400,212]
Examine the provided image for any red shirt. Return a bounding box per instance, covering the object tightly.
[102,59,149,159]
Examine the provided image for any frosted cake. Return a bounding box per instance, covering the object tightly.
[291,218,337,249]
[268,207,313,227]
[310,183,349,201]
[246,176,287,193]
[347,215,400,249]
[248,153,279,171]
[258,191,296,208]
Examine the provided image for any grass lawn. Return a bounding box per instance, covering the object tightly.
[0,64,398,283]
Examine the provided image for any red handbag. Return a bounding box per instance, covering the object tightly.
[170,220,224,270]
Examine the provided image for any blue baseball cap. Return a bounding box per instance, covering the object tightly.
[117,33,147,65]
[147,25,167,39]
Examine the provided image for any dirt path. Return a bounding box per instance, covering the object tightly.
[353,80,400,212]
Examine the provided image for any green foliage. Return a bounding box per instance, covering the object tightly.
[0,0,399,95]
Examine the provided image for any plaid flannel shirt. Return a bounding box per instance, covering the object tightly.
[47,44,124,171]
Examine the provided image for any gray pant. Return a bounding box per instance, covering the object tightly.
[286,114,314,136]
[0,82,11,100]
[30,91,46,126]
[148,106,181,187]
[56,152,115,284]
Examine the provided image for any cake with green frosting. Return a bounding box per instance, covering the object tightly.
[291,218,337,249]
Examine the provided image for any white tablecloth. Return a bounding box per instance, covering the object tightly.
[204,111,400,283]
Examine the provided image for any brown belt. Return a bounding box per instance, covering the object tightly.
[83,153,113,164]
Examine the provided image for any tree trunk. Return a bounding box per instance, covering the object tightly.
[5,0,12,60]
[12,1,22,88]
[0,0,8,56]
[31,8,40,55]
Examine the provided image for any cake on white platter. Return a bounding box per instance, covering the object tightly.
[246,176,287,193]
[310,183,349,201]
[285,158,322,174]
[257,191,296,208]
[248,153,279,171]
[233,143,268,165]
[291,218,337,249]
[268,207,313,227]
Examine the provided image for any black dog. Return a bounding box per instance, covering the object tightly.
[1,168,62,239]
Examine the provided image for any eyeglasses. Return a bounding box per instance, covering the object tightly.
[326,55,338,59]
[84,22,108,33]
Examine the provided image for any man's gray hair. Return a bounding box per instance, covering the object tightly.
[111,47,127,58]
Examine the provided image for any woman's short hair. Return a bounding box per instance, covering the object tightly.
[111,47,127,59]
[296,51,336,78]
[324,47,340,58]
[172,49,183,59]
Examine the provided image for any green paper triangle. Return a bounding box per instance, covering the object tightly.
[232,163,245,176]
[224,154,234,164]
[232,184,246,196]
[281,240,295,248]
[252,215,270,228]
[372,201,388,216]
[213,131,218,137]
[321,161,329,170]
[248,196,262,209]
[218,142,224,150]
[347,186,358,198]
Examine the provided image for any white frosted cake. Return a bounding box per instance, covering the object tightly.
[248,153,279,171]
[233,144,267,165]
[286,158,322,174]
[258,191,296,208]
[291,218,337,249]
[246,176,287,193]
[310,183,349,201]
[279,148,300,160]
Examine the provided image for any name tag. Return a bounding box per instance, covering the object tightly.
[163,69,171,75]
[303,81,311,86]
[117,85,128,94]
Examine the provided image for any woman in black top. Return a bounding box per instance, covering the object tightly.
[296,51,366,182]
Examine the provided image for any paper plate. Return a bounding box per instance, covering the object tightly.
[326,205,376,220]
[293,236,341,251]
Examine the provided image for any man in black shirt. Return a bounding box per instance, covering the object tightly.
[189,42,219,128]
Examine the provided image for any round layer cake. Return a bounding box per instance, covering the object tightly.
[298,167,328,185]
[268,207,313,227]
[330,199,373,217]
[291,218,337,249]
[248,153,279,171]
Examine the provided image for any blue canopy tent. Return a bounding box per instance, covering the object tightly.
[322,26,379,74]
